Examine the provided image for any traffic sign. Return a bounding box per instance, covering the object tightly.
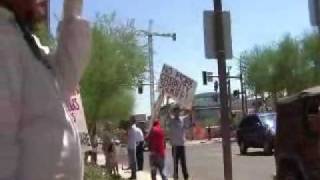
[203,11,233,59]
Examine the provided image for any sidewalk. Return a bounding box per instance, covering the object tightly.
[97,154,173,180]
[118,168,174,180]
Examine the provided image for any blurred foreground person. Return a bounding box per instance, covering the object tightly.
[0,0,91,179]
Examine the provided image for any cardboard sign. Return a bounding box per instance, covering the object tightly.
[159,64,197,109]
[67,88,91,152]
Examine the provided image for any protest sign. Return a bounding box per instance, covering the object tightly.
[67,87,91,152]
[159,64,197,109]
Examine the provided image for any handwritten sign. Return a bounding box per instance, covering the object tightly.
[67,87,91,152]
[158,64,197,109]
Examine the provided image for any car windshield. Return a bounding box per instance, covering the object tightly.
[259,113,276,128]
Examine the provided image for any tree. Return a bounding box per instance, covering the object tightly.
[241,33,319,102]
[80,14,147,134]
[301,32,320,85]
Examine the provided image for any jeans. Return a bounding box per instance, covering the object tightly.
[128,148,137,178]
[172,146,189,179]
[136,141,144,171]
[150,153,167,180]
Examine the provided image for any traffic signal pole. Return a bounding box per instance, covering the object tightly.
[138,21,176,115]
[240,73,246,116]
[147,20,155,114]
[213,0,233,180]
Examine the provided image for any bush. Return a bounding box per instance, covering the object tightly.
[84,165,122,180]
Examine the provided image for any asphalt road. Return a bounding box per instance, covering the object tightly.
[182,142,275,180]
[104,141,275,180]
[130,142,276,180]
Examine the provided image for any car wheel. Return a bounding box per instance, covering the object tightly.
[263,141,273,155]
[240,141,247,155]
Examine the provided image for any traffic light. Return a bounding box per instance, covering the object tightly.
[202,71,208,85]
[138,80,143,94]
[172,33,177,41]
[214,80,219,92]
[233,90,240,98]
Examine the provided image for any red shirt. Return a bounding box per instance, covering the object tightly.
[147,121,166,157]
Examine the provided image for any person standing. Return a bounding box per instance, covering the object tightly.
[90,134,98,164]
[169,105,190,180]
[127,117,138,179]
[147,120,167,180]
[102,123,112,168]
[135,125,145,171]
[0,0,91,179]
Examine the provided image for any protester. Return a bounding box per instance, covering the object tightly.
[127,117,138,179]
[106,142,119,175]
[147,120,168,180]
[90,134,99,164]
[169,105,190,180]
[0,0,91,179]
[136,125,145,171]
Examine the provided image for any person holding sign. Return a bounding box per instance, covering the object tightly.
[0,0,91,179]
[169,105,191,180]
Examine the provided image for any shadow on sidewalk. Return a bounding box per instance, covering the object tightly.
[237,151,274,157]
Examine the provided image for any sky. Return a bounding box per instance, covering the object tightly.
[51,0,311,115]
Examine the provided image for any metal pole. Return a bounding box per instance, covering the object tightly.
[239,59,246,116]
[148,20,155,113]
[227,68,232,114]
[244,89,248,113]
[213,0,233,180]
[240,73,245,116]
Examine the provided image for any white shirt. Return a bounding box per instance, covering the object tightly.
[135,126,144,143]
[0,7,91,180]
[127,124,144,149]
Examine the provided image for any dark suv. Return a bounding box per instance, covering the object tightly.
[237,113,276,155]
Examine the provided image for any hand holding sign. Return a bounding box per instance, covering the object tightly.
[159,64,197,109]
[147,91,165,133]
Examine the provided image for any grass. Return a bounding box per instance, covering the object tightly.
[84,165,123,180]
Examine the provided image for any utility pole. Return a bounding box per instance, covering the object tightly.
[240,73,246,115]
[239,59,247,116]
[147,20,155,112]
[213,0,233,179]
[138,21,176,115]
[227,67,232,115]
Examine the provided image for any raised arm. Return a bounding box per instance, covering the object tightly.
[51,0,91,99]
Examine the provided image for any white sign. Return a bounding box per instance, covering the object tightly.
[203,11,233,59]
[67,87,91,152]
[159,64,197,109]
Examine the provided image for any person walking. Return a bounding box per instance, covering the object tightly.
[135,125,145,171]
[127,117,138,179]
[147,120,167,180]
[0,0,91,179]
[169,105,190,180]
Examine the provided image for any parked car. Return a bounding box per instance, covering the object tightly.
[237,112,276,155]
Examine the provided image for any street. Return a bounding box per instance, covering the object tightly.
[125,141,275,180]
[182,142,275,180]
